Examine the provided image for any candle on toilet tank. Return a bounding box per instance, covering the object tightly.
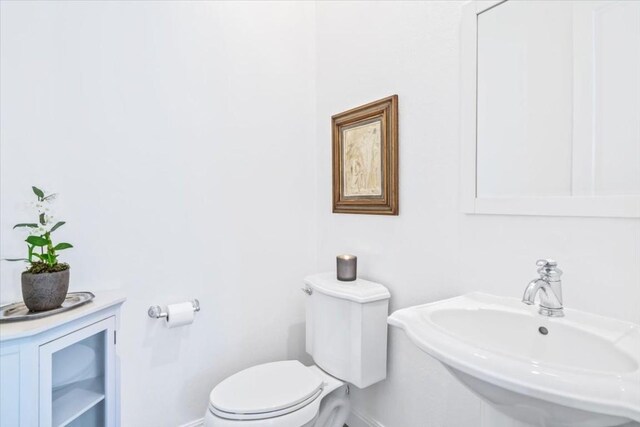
[336,254,357,281]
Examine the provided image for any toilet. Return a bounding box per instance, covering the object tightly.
[204,272,391,427]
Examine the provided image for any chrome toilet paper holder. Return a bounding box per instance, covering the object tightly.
[148,299,200,319]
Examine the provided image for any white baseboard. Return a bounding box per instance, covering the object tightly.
[178,418,204,427]
[180,410,382,427]
[347,408,385,427]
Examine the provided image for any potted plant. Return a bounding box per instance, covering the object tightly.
[6,186,73,311]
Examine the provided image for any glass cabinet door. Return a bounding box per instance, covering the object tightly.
[39,317,116,427]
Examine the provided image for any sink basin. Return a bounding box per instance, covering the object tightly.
[388,292,640,427]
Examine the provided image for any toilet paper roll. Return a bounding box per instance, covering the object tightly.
[165,302,195,328]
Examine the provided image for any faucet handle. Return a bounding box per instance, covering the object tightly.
[536,259,562,280]
[536,259,557,268]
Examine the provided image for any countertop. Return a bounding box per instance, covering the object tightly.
[0,290,126,341]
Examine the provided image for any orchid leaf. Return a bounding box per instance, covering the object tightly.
[13,223,38,229]
[53,243,73,251]
[26,235,49,246]
[50,221,65,232]
[32,186,44,198]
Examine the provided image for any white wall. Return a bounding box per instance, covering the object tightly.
[0,2,316,426]
[315,1,640,426]
[2,2,640,427]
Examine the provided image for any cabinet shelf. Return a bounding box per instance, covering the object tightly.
[52,377,105,427]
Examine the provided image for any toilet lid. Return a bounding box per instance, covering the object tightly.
[209,360,323,416]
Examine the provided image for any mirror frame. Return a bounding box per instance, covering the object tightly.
[460,0,640,218]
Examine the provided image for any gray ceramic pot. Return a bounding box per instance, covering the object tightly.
[21,268,70,312]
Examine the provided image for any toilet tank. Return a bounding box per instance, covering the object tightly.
[303,273,390,389]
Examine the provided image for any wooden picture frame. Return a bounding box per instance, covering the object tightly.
[332,95,398,215]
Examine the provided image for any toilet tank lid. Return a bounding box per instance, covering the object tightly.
[304,273,391,303]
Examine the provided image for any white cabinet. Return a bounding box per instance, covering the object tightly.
[0,292,125,427]
[40,317,115,427]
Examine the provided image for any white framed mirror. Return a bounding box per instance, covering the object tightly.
[461,0,640,217]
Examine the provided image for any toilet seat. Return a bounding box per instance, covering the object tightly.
[209,388,322,421]
[205,364,347,427]
[208,360,324,421]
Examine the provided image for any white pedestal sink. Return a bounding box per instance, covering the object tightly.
[388,293,640,427]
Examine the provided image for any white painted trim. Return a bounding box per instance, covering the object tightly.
[178,418,204,427]
[178,408,384,427]
[473,195,640,218]
[460,1,478,215]
[459,0,640,218]
[347,408,386,427]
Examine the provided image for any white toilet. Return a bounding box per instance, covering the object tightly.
[204,273,391,427]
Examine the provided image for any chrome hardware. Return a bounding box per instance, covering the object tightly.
[147,305,165,319]
[523,259,564,317]
[148,299,200,319]
[537,259,557,267]
[301,287,313,296]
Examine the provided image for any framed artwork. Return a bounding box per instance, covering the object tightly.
[332,95,398,215]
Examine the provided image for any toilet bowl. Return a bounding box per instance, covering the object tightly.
[204,273,390,427]
[204,361,349,427]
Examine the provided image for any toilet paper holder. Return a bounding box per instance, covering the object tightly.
[148,299,200,319]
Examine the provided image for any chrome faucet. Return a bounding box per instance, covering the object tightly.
[522,259,564,317]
